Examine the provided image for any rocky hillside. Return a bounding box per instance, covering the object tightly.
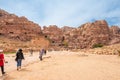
[0,9,49,52]
[0,9,120,52]
[43,20,120,49]
[67,20,110,49]
[0,9,42,41]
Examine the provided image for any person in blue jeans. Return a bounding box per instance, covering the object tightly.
[15,49,24,70]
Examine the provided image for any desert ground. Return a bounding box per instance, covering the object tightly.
[0,51,120,80]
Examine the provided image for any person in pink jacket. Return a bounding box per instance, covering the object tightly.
[0,50,5,75]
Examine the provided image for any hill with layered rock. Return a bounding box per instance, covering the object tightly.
[42,20,120,49]
[0,9,49,52]
[0,9,120,52]
[0,9,42,41]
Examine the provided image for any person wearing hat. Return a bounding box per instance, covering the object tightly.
[0,50,6,75]
[15,49,24,70]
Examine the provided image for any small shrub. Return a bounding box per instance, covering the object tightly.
[63,41,68,47]
[23,45,28,48]
[92,43,103,48]
[5,52,15,54]
[117,50,120,56]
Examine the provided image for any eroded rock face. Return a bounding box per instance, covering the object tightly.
[110,26,120,35]
[1,9,120,50]
[109,26,120,44]
[42,25,64,46]
[42,25,76,47]
[42,20,120,49]
[63,20,110,49]
[61,26,74,33]
[0,9,42,41]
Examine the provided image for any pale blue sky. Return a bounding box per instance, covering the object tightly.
[0,0,120,27]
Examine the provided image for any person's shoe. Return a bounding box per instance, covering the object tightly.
[3,72,6,74]
[17,67,19,71]
[19,66,21,69]
[2,72,6,76]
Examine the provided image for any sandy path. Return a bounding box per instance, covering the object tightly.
[1,51,120,80]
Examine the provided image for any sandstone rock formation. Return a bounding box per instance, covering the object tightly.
[43,20,120,50]
[1,9,120,52]
[109,26,120,44]
[0,9,49,52]
[42,25,63,46]
[55,20,111,49]
[0,9,42,41]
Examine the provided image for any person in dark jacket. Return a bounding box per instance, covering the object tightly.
[15,49,24,70]
[39,49,45,61]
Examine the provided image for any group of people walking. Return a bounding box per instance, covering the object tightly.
[0,48,47,75]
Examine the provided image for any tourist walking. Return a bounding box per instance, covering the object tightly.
[15,49,24,70]
[0,50,6,75]
[44,49,47,55]
[39,49,45,61]
[30,49,33,56]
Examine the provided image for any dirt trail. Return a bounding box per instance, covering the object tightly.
[1,51,120,80]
